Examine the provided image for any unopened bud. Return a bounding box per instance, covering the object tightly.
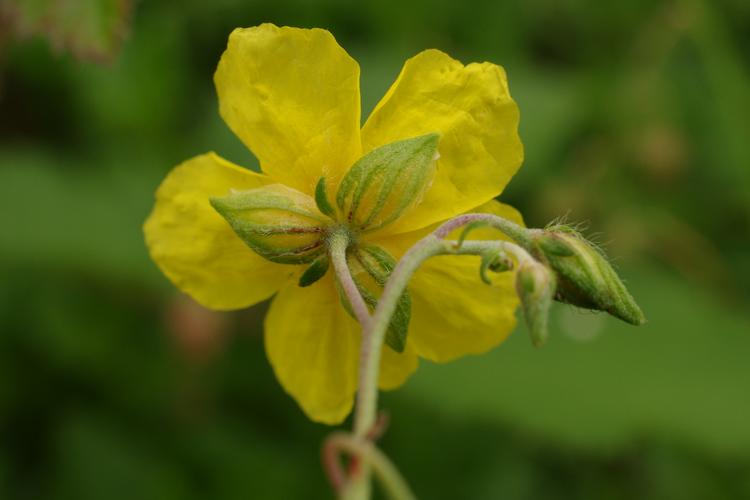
[479,250,513,285]
[531,227,646,325]
[210,184,330,264]
[336,133,439,232]
[515,261,556,347]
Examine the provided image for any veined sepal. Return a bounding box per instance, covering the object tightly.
[336,133,439,232]
[210,184,331,264]
[335,245,411,353]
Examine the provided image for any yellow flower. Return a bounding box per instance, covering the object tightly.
[144,24,524,424]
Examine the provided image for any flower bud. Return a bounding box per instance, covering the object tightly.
[336,133,439,232]
[530,228,646,325]
[210,184,330,264]
[479,249,514,285]
[515,261,556,347]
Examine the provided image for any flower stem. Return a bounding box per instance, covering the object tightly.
[433,212,531,247]
[353,235,445,442]
[328,229,375,499]
[329,230,373,330]
[326,213,533,500]
[356,217,534,450]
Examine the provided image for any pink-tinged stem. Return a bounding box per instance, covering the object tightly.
[326,214,532,500]
[352,213,532,458]
[433,212,530,245]
[324,432,416,500]
[322,435,347,494]
[328,230,373,330]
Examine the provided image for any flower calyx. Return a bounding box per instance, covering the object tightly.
[336,133,439,232]
[336,244,411,353]
[210,184,331,264]
[528,225,646,325]
[299,254,330,287]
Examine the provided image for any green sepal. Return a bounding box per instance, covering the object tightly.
[314,177,337,219]
[385,289,411,353]
[530,229,646,325]
[334,245,411,353]
[357,245,396,283]
[536,233,575,256]
[355,246,410,352]
[355,278,411,354]
[298,255,329,287]
[210,184,329,264]
[336,133,439,231]
[456,220,491,249]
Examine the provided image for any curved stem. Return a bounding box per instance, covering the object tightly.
[329,230,373,330]
[329,228,375,500]
[449,240,537,266]
[355,215,534,450]
[325,433,417,500]
[352,234,444,440]
[326,213,534,500]
[433,213,532,247]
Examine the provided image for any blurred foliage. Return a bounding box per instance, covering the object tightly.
[1,0,749,498]
[0,0,132,62]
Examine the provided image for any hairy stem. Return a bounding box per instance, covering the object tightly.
[328,228,374,500]
[329,230,373,330]
[433,212,531,247]
[449,239,537,266]
[326,214,533,500]
[355,215,534,465]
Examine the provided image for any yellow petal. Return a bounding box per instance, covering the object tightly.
[362,49,523,235]
[265,271,419,423]
[215,24,361,195]
[408,255,518,362]
[144,153,292,310]
[265,274,359,424]
[374,201,524,362]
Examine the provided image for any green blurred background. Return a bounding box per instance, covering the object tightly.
[1,0,749,498]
